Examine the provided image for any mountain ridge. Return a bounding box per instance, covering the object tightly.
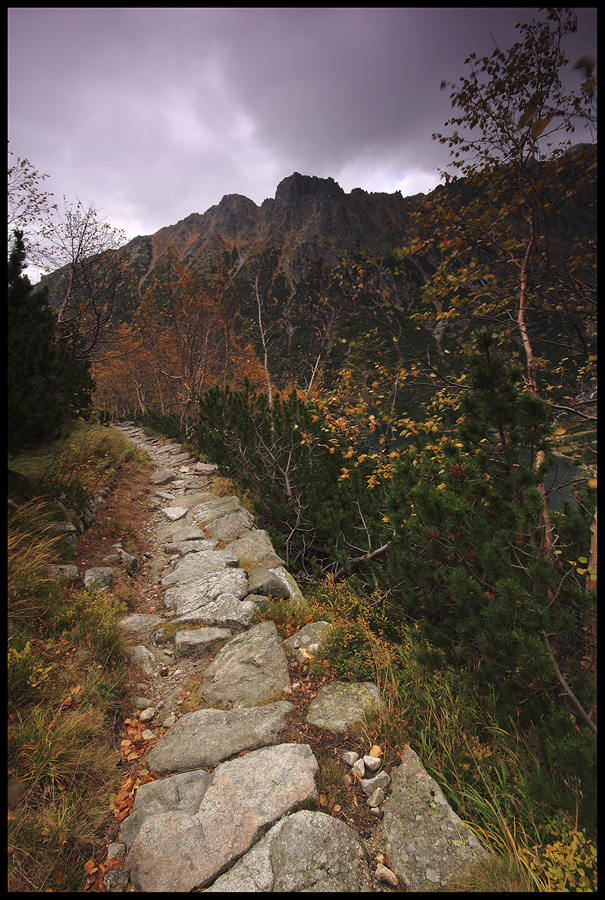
[126,172,424,282]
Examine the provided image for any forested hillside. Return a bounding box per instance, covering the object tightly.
[8,8,596,887]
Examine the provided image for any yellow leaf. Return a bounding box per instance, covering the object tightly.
[530,116,553,138]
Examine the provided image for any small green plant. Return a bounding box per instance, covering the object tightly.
[253,595,317,639]
[53,588,128,665]
[7,640,54,706]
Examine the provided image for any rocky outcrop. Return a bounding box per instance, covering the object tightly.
[100,423,490,892]
[379,745,488,890]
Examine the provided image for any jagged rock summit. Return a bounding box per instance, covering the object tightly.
[126,171,421,282]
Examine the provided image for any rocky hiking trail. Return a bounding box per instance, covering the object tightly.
[86,424,487,892]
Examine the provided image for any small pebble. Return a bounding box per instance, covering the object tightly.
[376,862,397,886]
[366,786,385,808]
[341,751,359,766]
[363,754,382,772]
[352,758,366,778]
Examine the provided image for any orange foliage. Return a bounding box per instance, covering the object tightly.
[94,250,266,419]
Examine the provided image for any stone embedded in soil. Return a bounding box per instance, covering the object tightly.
[247,566,291,599]
[150,470,176,485]
[190,496,243,527]
[162,506,188,521]
[379,744,488,891]
[146,701,295,773]
[83,566,114,591]
[164,568,249,615]
[119,613,164,634]
[161,549,239,586]
[225,530,285,569]
[164,538,219,555]
[168,524,206,542]
[305,680,381,733]
[200,619,291,709]
[172,593,257,629]
[174,626,232,657]
[203,507,255,541]
[283,620,332,654]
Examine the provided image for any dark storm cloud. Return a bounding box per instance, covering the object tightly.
[8,7,597,242]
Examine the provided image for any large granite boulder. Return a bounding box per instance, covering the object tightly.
[206,809,372,892]
[126,743,319,892]
[379,744,488,891]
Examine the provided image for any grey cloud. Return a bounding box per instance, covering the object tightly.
[8,7,597,243]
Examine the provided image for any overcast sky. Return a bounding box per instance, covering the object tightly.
[8,7,597,244]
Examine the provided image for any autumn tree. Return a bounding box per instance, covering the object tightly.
[7,148,57,266]
[95,247,265,426]
[424,8,596,401]
[37,198,132,364]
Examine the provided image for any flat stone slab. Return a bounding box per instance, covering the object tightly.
[164,538,219,555]
[126,743,319,892]
[167,491,215,509]
[200,619,291,709]
[204,507,255,541]
[119,613,164,634]
[162,506,188,521]
[150,469,176,485]
[165,569,249,615]
[379,744,488,891]
[225,530,285,569]
[195,462,218,474]
[172,593,257,630]
[146,701,295,774]
[174,626,232,658]
[168,524,206,542]
[191,496,243,527]
[206,809,371,892]
[306,681,381,733]
[161,549,239,586]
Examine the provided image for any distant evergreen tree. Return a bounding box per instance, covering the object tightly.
[8,230,93,453]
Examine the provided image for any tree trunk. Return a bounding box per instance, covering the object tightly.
[518,217,556,562]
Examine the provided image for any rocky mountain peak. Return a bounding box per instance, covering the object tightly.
[273,172,345,205]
